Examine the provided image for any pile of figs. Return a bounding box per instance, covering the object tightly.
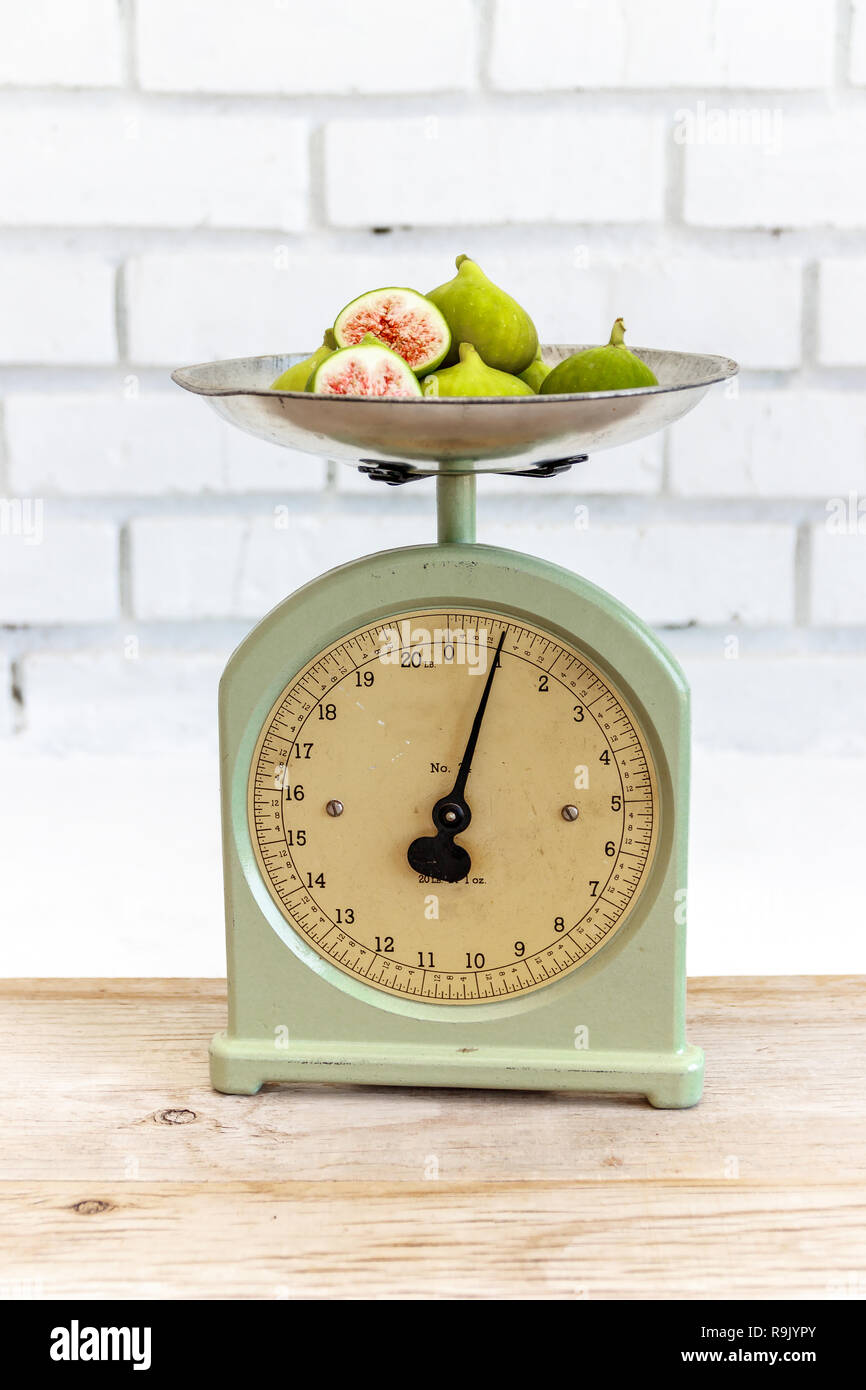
[271,255,658,400]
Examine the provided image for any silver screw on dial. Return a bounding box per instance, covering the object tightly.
[561,804,579,821]
[325,799,344,817]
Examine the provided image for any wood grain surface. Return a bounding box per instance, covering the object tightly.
[1,977,864,1299]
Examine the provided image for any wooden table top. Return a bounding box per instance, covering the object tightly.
[2,977,864,1300]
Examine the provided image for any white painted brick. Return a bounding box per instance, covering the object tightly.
[324,116,665,227]
[817,260,866,366]
[19,650,226,753]
[554,435,664,494]
[604,257,801,370]
[684,114,866,229]
[479,521,795,625]
[6,392,224,496]
[144,246,781,376]
[127,253,295,366]
[0,517,118,623]
[0,0,123,87]
[491,0,834,91]
[682,654,866,755]
[811,527,866,625]
[464,251,609,348]
[350,251,793,370]
[130,512,432,621]
[4,390,326,496]
[222,432,327,493]
[133,517,242,619]
[137,0,476,94]
[126,250,448,365]
[0,255,116,364]
[669,390,866,498]
[852,1,866,84]
[0,104,308,230]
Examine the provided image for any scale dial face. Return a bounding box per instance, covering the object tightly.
[248,609,659,1005]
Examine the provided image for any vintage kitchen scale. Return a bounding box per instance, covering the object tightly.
[174,340,737,1107]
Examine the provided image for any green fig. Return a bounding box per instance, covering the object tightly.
[519,348,551,392]
[271,329,337,391]
[333,287,450,373]
[427,255,538,374]
[421,342,534,398]
[540,319,658,394]
[309,333,422,397]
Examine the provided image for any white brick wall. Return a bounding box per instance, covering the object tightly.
[6,393,224,496]
[605,257,802,370]
[669,391,866,498]
[129,512,432,621]
[0,10,863,757]
[19,650,226,752]
[324,116,665,226]
[684,115,866,229]
[0,105,309,229]
[125,251,449,363]
[126,249,799,367]
[136,0,478,94]
[811,528,866,625]
[818,260,866,366]
[0,519,118,624]
[1,6,865,979]
[0,0,123,88]
[0,256,116,364]
[481,520,796,626]
[490,0,835,92]
[4,391,328,495]
[852,1,866,84]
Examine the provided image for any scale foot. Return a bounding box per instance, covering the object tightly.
[646,1066,705,1109]
[209,1033,264,1094]
[209,1032,704,1105]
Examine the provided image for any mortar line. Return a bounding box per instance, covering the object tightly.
[306,123,328,239]
[9,656,24,734]
[794,522,813,627]
[114,261,129,363]
[0,401,9,495]
[476,0,496,91]
[117,0,139,90]
[118,521,133,622]
[835,0,855,89]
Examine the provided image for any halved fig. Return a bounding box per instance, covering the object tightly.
[333,287,450,374]
[309,334,423,397]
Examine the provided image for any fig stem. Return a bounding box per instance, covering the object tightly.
[609,318,627,347]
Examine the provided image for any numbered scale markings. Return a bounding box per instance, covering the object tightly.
[248,610,659,1004]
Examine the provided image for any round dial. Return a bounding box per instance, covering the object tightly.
[248,609,659,1005]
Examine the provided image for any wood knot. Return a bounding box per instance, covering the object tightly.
[155,1108,197,1126]
[602,1155,624,1168]
[71,1199,112,1215]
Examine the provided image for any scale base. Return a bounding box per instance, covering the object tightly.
[210,1033,704,1109]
